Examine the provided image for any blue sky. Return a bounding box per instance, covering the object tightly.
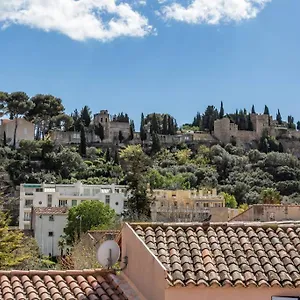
[0,0,300,126]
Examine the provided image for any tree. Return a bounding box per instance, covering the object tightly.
[219,101,224,119]
[64,201,116,243]
[150,113,160,134]
[263,105,269,115]
[120,145,151,220]
[80,106,92,128]
[140,113,147,142]
[114,150,119,165]
[3,131,6,146]
[221,192,237,208]
[52,114,74,131]
[297,121,300,131]
[260,188,281,204]
[70,109,82,132]
[7,92,34,148]
[202,105,218,133]
[192,112,202,130]
[0,211,29,268]
[288,115,296,129]
[94,123,104,141]
[118,131,124,143]
[105,148,111,162]
[276,109,282,125]
[26,94,64,140]
[251,105,256,114]
[129,120,135,140]
[162,115,168,134]
[151,133,161,155]
[79,125,86,157]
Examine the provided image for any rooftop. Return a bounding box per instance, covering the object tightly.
[0,269,139,300]
[33,207,69,215]
[130,221,300,288]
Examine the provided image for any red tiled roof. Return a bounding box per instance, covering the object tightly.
[33,207,68,215]
[0,269,129,300]
[131,222,300,288]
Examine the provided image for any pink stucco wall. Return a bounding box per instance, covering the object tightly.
[166,286,300,300]
[122,223,167,300]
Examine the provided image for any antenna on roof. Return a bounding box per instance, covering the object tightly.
[96,240,128,271]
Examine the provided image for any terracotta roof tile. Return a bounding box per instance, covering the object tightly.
[131,222,300,287]
[0,270,129,300]
[33,207,68,215]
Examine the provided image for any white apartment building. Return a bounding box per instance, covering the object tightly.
[19,181,127,230]
[32,207,68,257]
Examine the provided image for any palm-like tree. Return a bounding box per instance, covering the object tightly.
[260,188,281,204]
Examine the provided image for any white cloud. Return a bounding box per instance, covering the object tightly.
[0,0,153,42]
[159,0,271,24]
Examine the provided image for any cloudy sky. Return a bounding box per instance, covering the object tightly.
[0,0,299,125]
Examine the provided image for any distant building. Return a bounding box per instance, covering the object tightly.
[149,188,238,222]
[32,207,68,257]
[19,182,127,230]
[229,204,300,222]
[0,118,34,147]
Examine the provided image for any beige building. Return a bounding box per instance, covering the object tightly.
[0,118,34,146]
[230,204,300,222]
[150,188,230,222]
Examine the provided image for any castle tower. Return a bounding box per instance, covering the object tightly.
[94,110,110,140]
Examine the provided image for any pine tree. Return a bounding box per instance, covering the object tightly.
[140,113,147,142]
[219,101,224,119]
[79,125,86,156]
[251,105,256,114]
[264,105,270,115]
[0,211,28,268]
[3,131,6,146]
[276,109,282,125]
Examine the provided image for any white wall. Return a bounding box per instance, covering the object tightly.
[33,214,67,257]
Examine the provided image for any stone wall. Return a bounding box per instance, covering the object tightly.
[230,204,300,222]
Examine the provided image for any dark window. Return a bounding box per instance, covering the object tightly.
[49,215,54,221]
[48,231,54,237]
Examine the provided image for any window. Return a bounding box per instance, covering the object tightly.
[36,188,43,192]
[59,200,68,207]
[105,195,110,205]
[72,199,77,207]
[25,192,34,196]
[174,201,178,209]
[115,189,119,193]
[49,215,54,221]
[115,202,119,206]
[105,118,108,122]
[47,194,52,207]
[48,231,54,237]
[204,203,209,207]
[25,199,33,207]
[101,118,103,122]
[24,212,31,221]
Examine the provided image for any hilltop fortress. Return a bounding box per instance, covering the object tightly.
[214,113,300,145]
[49,110,300,156]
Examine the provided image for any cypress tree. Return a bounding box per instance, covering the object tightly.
[251,105,256,114]
[140,113,147,142]
[276,109,282,125]
[219,101,224,119]
[264,105,270,115]
[105,148,111,162]
[129,120,135,140]
[79,125,86,157]
[3,131,6,146]
[151,133,161,155]
[162,115,168,134]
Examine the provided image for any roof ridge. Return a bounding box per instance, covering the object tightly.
[0,268,113,278]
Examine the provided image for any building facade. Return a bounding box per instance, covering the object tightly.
[149,188,228,222]
[19,182,127,230]
[0,118,35,146]
[31,207,68,257]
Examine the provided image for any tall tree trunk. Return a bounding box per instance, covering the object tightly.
[13,117,18,149]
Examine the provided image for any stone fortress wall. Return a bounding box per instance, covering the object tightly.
[213,113,300,147]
